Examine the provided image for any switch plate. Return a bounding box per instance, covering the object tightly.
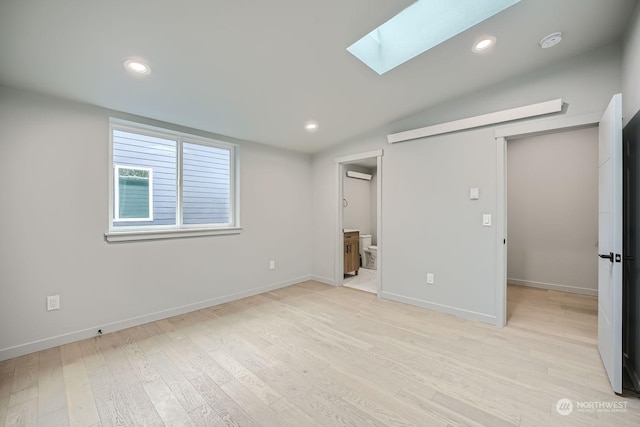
[470,188,479,200]
[426,273,435,285]
[483,214,492,227]
[269,260,275,270]
[47,295,60,311]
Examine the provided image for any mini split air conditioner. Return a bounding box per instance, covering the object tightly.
[346,171,372,181]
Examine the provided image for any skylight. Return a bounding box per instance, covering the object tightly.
[347,0,521,75]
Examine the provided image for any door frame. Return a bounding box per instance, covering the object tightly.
[495,112,602,327]
[334,149,384,293]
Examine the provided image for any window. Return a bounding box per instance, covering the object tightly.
[107,120,239,241]
[114,165,153,222]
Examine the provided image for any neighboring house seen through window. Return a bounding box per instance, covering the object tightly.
[114,165,153,222]
[109,120,239,239]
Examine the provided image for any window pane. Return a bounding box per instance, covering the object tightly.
[182,142,231,225]
[118,168,150,219]
[113,130,177,227]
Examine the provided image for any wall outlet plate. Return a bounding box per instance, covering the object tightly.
[426,273,435,285]
[269,260,275,270]
[47,295,60,311]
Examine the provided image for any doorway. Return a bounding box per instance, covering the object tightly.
[334,150,383,295]
[495,112,603,326]
[506,128,599,296]
[504,127,599,343]
[495,96,624,395]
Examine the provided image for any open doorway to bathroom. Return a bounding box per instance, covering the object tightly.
[334,150,383,295]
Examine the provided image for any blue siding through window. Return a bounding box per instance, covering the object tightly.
[112,129,233,228]
[183,142,231,224]
[113,130,176,227]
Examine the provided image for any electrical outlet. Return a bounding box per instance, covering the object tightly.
[47,295,60,311]
[269,260,275,270]
[426,273,435,285]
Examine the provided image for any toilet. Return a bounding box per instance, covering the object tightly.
[358,234,378,270]
[364,246,377,270]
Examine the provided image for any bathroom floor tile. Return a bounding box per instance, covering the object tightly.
[343,268,378,294]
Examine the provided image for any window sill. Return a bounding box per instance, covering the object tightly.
[105,227,243,243]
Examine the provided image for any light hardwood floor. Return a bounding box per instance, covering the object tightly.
[1,282,639,426]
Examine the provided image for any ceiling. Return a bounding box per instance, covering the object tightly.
[0,0,636,153]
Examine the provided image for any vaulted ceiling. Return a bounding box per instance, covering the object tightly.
[0,0,636,153]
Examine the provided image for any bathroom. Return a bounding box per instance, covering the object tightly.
[343,160,378,294]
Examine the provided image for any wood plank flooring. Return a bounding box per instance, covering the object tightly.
[1,282,639,426]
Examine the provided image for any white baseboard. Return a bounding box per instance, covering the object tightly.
[507,278,597,296]
[379,291,498,325]
[0,275,311,362]
[309,275,335,286]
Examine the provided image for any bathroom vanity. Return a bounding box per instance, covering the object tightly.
[344,230,359,275]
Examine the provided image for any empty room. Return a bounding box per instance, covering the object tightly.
[2,0,640,426]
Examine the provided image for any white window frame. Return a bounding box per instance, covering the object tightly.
[106,119,241,242]
[113,165,154,222]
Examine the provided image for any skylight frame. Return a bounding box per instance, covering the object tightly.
[347,0,521,75]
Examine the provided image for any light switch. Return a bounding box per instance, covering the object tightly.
[470,188,479,200]
[483,214,492,227]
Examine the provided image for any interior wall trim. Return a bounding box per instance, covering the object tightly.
[0,275,314,362]
[310,275,335,286]
[494,111,601,139]
[387,99,563,144]
[334,149,383,164]
[379,291,498,325]
[508,278,598,296]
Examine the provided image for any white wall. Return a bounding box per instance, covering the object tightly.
[507,127,599,295]
[311,44,622,323]
[623,2,640,124]
[343,166,372,234]
[0,42,625,359]
[0,86,312,360]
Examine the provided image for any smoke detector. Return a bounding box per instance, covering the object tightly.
[539,32,562,49]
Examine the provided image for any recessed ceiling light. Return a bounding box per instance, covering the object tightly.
[472,37,496,53]
[539,32,562,49]
[304,120,319,133]
[124,59,151,75]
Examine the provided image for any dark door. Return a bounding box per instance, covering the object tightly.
[623,109,640,392]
